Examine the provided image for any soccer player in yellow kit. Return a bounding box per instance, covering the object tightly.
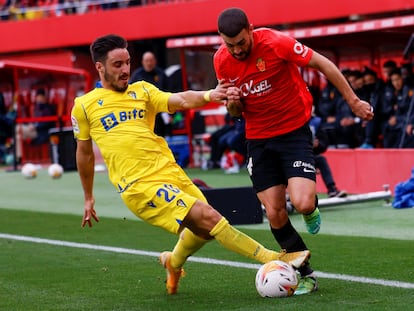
[71,34,309,295]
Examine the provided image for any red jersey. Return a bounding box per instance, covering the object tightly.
[214,28,314,139]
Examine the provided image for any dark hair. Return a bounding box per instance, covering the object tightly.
[348,70,363,79]
[218,7,249,37]
[35,88,46,96]
[389,67,402,77]
[382,59,397,69]
[363,67,377,78]
[90,34,128,64]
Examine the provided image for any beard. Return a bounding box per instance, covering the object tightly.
[104,71,129,92]
[232,52,248,60]
[231,42,252,61]
[112,82,128,93]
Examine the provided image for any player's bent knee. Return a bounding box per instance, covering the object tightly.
[203,203,223,225]
[184,201,222,234]
[291,197,316,214]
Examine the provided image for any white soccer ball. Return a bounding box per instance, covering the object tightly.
[48,163,64,179]
[21,163,37,179]
[255,260,298,298]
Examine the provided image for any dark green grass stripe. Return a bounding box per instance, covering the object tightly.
[2,232,414,290]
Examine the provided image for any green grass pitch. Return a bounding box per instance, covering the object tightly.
[1,166,413,310]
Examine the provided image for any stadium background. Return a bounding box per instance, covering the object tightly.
[1,0,414,194]
[1,2,414,310]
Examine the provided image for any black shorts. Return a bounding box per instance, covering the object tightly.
[246,123,316,193]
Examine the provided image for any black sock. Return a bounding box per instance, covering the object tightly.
[271,219,307,252]
[298,262,313,277]
[271,219,314,277]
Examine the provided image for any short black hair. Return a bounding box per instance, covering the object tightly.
[389,67,402,77]
[218,7,249,37]
[90,34,128,64]
[35,88,46,96]
[348,70,363,79]
[383,59,397,69]
[363,67,377,78]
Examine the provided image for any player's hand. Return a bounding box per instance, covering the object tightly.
[225,87,243,117]
[351,99,374,121]
[81,198,99,228]
[210,79,233,103]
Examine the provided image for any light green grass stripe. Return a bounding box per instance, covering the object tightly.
[2,168,413,240]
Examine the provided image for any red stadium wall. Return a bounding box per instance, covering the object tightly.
[316,149,414,195]
[0,0,413,54]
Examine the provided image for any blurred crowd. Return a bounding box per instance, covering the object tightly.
[313,60,414,149]
[0,0,185,20]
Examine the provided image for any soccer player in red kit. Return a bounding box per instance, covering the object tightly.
[214,7,374,295]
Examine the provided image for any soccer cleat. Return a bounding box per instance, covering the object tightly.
[159,251,185,295]
[303,207,321,234]
[277,249,311,269]
[294,274,318,295]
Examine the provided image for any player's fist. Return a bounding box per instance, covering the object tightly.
[226,100,243,117]
[226,86,243,117]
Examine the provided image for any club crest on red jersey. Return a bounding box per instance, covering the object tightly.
[256,58,266,72]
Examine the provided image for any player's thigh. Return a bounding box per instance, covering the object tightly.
[287,177,316,213]
[121,181,198,234]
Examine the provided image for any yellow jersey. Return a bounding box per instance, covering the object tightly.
[71,81,175,192]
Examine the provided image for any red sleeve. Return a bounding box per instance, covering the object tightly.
[213,47,226,81]
[269,30,313,67]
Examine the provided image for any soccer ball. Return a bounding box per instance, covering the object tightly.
[48,163,64,179]
[255,260,298,298]
[21,163,37,179]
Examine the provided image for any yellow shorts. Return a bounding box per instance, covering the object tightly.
[120,164,207,234]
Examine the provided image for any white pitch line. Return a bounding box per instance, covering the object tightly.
[1,233,414,289]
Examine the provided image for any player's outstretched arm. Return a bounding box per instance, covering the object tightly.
[168,79,231,111]
[308,51,374,121]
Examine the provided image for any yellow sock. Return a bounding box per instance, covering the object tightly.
[170,228,208,268]
[210,217,279,264]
